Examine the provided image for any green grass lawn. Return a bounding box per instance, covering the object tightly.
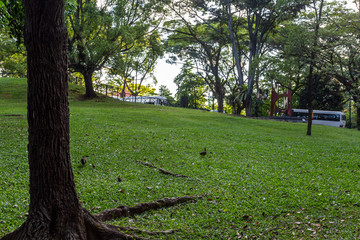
[1,77,360,239]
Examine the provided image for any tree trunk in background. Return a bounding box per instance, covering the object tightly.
[357,106,360,130]
[214,80,225,113]
[306,70,314,136]
[354,95,360,130]
[307,0,324,136]
[9,0,87,238]
[217,94,224,113]
[245,97,252,116]
[83,71,98,98]
[226,0,244,87]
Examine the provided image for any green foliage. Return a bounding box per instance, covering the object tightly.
[0,29,26,78]
[298,74,344,110]
[0,0,24,43]
[264,1,359,115]
[174,64,207,109]
[226,85,247,114]
[132,83,157,96]
[2,78,360,239]
[158,85,175,105]
[165,14,231,112]
[106,30,163,93]
[67,0,164,96]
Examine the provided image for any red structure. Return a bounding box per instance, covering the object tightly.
[270,84,292,116]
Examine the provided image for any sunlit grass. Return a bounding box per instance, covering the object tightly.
[1,78,360,239]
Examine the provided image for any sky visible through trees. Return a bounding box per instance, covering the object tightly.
[151,1,359,97]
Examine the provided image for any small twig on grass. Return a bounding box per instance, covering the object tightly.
[136,160,189,178]
[95,195,204,221]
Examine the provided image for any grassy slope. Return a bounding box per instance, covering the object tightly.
[1,78,360,239]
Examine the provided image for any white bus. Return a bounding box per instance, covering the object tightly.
[292,109,346,128]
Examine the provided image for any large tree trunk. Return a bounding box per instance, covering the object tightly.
[83,70,98,98]
[5,0,87,238]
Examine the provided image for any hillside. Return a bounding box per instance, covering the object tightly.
[1,78,360,239]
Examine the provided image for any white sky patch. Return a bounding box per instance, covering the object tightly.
[153,58,181,96]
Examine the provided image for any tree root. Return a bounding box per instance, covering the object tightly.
[136,160,189,178]
[95,195,204,221]
[83,209,151,240]
[1,195,202,240]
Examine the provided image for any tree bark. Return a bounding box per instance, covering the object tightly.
[83,70,98,98]
[19,0,86,238]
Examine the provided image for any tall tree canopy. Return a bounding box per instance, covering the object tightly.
[106,29,163,97]
[0,0,24,43]
[67,0,164,98]
[165,0,307,115]
[174,63,207,109]
[165,0,234,112]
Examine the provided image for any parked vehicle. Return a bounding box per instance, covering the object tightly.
[292,109,346,128]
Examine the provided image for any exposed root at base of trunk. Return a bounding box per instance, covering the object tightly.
[1,195,203,240]
[83,209,151,240]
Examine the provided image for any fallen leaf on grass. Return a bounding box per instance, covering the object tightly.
[311,223,321,227]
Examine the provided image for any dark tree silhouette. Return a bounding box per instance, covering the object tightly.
[1,0,200,239]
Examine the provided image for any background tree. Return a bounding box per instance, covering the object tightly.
[303,0,325,136]
[165,0,307,115]
[165,8,231,112]
[262,21,311,107]
[0,0,24,43]
[0,27,26,77]
[263,0,352,130]
[319,3,360,130]
[128,83,157,96]
[223,0,307,116]
[158,84,175,105]
[0,0,26,77]
[107,31,163,98]
[174,63,207,109]
[298,73,344,110]
[67,0,163,98]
